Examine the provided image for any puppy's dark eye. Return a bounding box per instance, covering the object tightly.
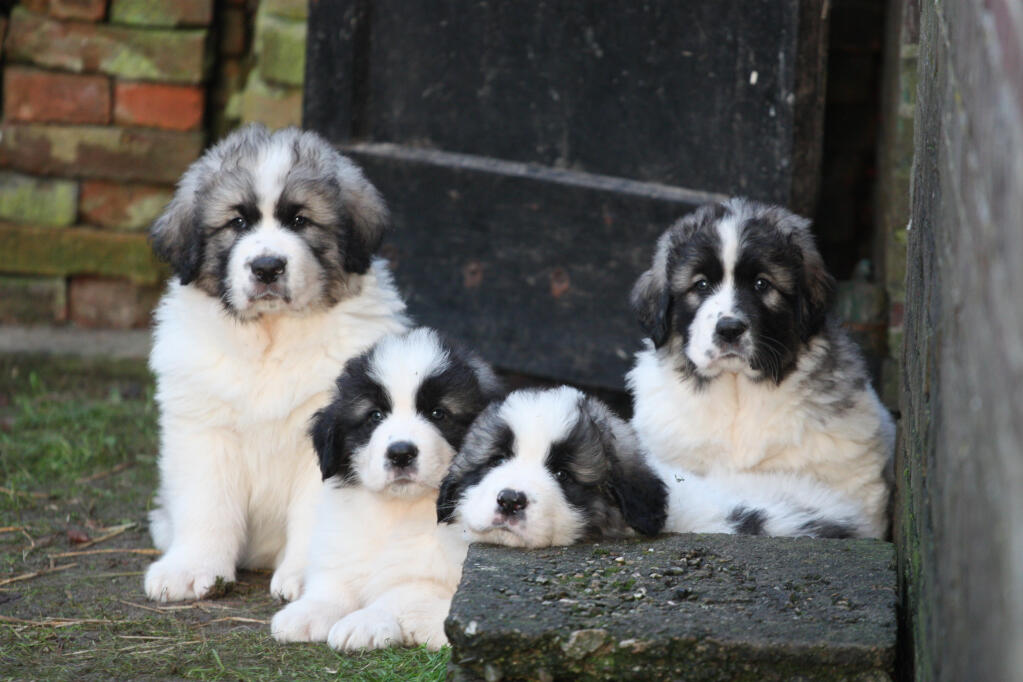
[554,469,570,482]
[753,278,771,292]
[228,216,248,231]
[367,409,384,424]
[290,215,310,229]
[692,278,710,293]
[429,407,449,422]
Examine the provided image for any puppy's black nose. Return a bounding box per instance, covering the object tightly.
[715,316,749,343]
[386,441,418,469]
[250,256,286,284]
[496,489,528,515]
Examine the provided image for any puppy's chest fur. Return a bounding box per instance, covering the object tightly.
[629,347,888,483]
[313,487,466,602]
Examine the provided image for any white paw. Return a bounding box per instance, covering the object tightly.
[271,599,346,643]
[327,609,403,651]
[270,567,304,602]
[144,556,234,602]
[416,621,449,650]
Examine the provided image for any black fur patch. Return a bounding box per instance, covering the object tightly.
[798,518,855,539]
[310,353,392,484]
[728,506,767,535]
[437,422,514,523]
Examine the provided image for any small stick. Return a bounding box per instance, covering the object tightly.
[118,599,194,613]
[0,526,25,534]
[0,487,46,499]
[202,616,268,626]
[0,614,110,627]
[76,462,133,484]
[0,562,77,587]
[50,548,160,559]
[74,523,135,550]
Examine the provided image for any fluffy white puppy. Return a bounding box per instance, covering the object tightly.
[628,198,894,537]
[271,328,502,651]
[439,387,874,548]
[144,124,409,603]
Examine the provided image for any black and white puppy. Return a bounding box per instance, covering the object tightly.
[145,124,408,603]
[628,198,894,537]
[271,328,502,651]
[439,387,873,546]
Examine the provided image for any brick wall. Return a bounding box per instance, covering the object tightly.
[900,0,1023,679]
[0,0,282,327]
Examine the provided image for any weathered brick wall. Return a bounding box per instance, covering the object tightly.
[900,0,1023,679]
[0,0,291,327]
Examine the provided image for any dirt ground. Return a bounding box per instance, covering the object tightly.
[0,354,447,681]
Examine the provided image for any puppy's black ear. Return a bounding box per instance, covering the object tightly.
[309,404,354,483]
[150,194,203,285]
[436,470,462,524]
[792,231,836,341]
[607,454,668,537]
[630,268,673,348]
[336,158,388,274]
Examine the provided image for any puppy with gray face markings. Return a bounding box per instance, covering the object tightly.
[271,328,502,651]
[144,125,409,603]
[627,198,894,538]
[439,387,874,547]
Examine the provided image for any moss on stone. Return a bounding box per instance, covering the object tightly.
[0,171,78,226]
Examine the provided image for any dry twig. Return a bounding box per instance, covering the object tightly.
[0,562,77,587]
[50,548,160,559]
[76,462,133,484]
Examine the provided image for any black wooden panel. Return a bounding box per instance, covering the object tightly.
[309,0,824,206]
[348,144,721,389]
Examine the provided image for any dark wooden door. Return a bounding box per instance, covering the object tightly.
[305,0,827,390]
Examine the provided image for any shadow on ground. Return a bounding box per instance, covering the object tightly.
[0,354,448,681]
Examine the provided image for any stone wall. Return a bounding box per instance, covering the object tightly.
[899,0,1023,679]
[0,0,300,327]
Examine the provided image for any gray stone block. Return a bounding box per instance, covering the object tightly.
[447,534,895,681]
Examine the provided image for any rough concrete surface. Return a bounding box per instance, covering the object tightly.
[447,534,895,681]
[0,324,150,359]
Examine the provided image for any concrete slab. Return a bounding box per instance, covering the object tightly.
[446,534,896,681]
[0,324,151,359]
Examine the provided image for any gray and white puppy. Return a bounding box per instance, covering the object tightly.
[627,198,894,537]
[438,387,874,546]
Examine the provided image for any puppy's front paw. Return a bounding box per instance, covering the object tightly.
[270,567,304,602]
[271,599,346,643]
[327,608,403,651]
[144,557,234,602]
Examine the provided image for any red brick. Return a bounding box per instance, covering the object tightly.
[69,276,160,328]
[4,67,111,125]
[5,8,208,84]
[21,0,107,21]
[0,124,204,184]
[79,180,173,230]
[114,82,204,131]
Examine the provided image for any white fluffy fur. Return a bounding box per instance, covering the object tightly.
[629,337,894,538]
[271,329,472,651]
[145,260,408,602]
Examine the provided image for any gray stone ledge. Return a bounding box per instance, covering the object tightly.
[447,534,895,681]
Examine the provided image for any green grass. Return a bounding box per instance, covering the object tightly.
[0,354,449,681]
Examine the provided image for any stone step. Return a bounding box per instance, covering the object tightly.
[446,534,896,681]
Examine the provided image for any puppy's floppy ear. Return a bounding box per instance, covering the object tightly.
[309,403,355,483]
[150,192,203,285]
[607,453,668,536]
[336,157,389,274]
[436,471,462,524]
[792,231,836,341]
[630,268,673,348]
[580,396,667,536]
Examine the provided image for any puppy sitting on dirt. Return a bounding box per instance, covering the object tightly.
[144,125,408,602]
[271,328,502,651]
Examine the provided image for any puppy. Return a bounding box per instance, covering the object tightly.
[439,387,873,546]
[627,198,894,537]
[271,328,502,651]
[144,124,409,602]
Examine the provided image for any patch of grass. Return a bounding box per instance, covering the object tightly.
[0,353,448,681]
